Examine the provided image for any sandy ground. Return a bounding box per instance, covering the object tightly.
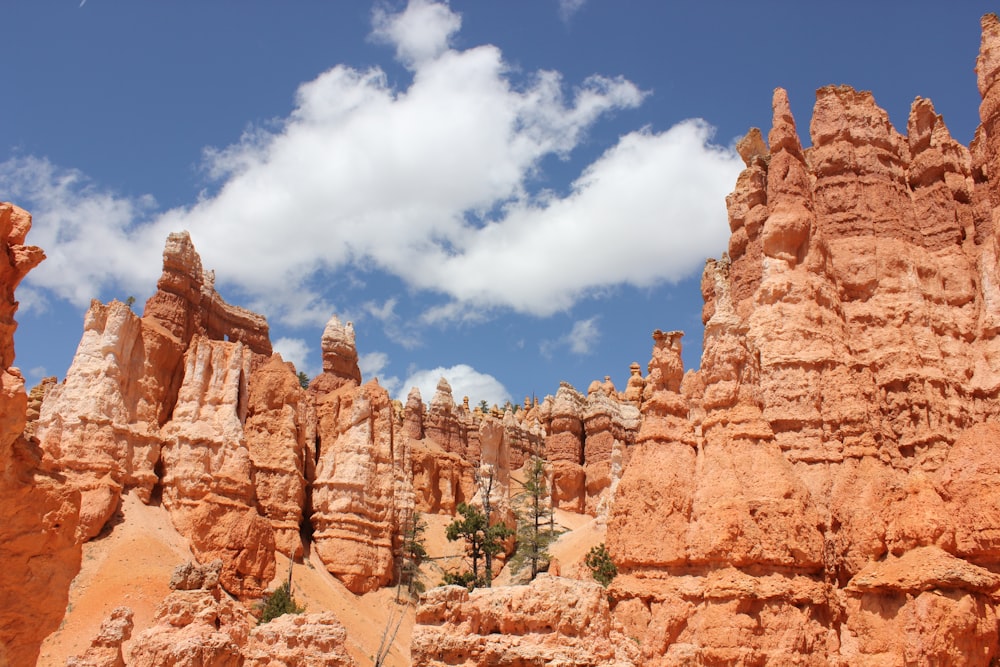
[38,492,600,666]
[38,491,196,666]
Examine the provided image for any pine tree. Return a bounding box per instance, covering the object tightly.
[445,501,512,588]
[397,510,428,601]
[510,455,557,580]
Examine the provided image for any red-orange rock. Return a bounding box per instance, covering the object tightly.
[0,203,82,667]
[246,355,315,559]
[66,606,134,667]
[411,575,631,666]
[129,563,253,667]
[311,380,413,593]
[245,612,358,667]
[599,16,1000,664]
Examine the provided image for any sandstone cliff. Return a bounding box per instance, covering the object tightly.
[413,13,1000,666]
[0,203,82,667]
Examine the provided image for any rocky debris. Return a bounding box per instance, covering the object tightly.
[170,559,224,591]
[66,606,134,667]
[129,569,253,667]
[0,203,82,667]
[245,612,358,667]
[411,575,633,667]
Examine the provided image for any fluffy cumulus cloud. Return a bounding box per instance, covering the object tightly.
[541,316,601,358]
[400,364,511,408]
[1,0,742,333]
[273,337,314,376]
[358,350,402,395]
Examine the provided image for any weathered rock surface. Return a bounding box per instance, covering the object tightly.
[411,575,633,666]
[311,366,413,593]
[34,232,287,599]
[66,606,134,667]
[0,202,82,667]
[601,14,1000,665]
[128,566,254,667]
[245,612,358,667]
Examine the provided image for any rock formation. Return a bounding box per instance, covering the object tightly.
[411,575,633,666]
[412,13,1000,666]
[129,561,254,667]
[244,613,358,667]
[66,607,134,667]
[0,202,82,667]
[34,232,288,599]
[599,14,1000,665]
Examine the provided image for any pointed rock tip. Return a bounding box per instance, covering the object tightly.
[735,128,767,167]
[768,87,803,156]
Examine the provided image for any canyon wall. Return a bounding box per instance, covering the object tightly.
[0,204,82,667]
[611,13,1000,666]
[414,13,1000,666]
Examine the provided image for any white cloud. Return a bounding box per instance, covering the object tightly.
[0,156,162,306]
[273,337,316,376]
[540,315,601,358]
[371,0,461,68]
[400,363,511,407]
[568,316,601,354]
[359,350,401,395]
[558,0,586,21]
[358,350,389,377]
[2,0,741,333]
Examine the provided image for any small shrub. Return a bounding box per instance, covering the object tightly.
[585,543,617,588]
[258,581,305,624]
[441,570,479,590]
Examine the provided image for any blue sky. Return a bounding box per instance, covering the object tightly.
[2,1,992,407]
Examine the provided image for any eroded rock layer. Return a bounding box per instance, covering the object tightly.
[601,14,1000,666]
[413,13,1000,666]
[0,203,82,667]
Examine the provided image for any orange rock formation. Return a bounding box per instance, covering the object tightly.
[412,13,1000,666]
[0,203,82,667]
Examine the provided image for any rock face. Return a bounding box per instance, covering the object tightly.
[66,607,134,667]
[411,575,632,667]
[0,203,82,667]
[129,562,254,667]
[602,14,1000,665]
[245,613,358,667]
[34,232,290,599]
[412,14,1000,666]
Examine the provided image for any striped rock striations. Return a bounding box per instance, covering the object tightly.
[603,14,1000,665]
[35,231,294,599]
[412,14,1000,666]
[0,203,82,667]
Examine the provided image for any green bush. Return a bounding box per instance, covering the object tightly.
[258,581,305,624]
[585,543,617,588]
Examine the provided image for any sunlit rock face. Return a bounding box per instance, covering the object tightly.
[603,14,1000,665]
[0,202,82,667]
[414,14,1000,666]
[35,231,285,599]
